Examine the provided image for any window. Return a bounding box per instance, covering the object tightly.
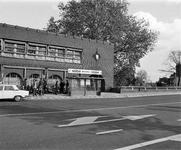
[28,45,36,54]
[0,86,3,91]
[4,41,25,54]
[5,86,14,91]
[48,47,65,57]
[48,48,56,56]
[5,42,14,52]
[74,51,81,63]
[65,49,82,63]
[66,50,73,58]
[38,46,46,55]
[16,44,25,53]
[29,74,39,79]
[57,48,64,57]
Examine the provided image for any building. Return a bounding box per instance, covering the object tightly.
[0,23,114,95]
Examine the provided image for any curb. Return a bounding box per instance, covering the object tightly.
[24,92,181,101]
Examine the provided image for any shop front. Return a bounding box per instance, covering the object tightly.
[67,69,104,96]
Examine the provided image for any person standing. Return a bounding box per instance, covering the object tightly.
[55,81,59,95]
[65,80,69,94]
[60,80,65,94]
[33,79,38,96]
[39,78,44,96]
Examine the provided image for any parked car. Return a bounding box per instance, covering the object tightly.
[0,84,29,102]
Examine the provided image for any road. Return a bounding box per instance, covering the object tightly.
[0,94,181,150]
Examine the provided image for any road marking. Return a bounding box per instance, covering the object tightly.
[0,102,180,117]
[96,129,123,135]
[58,114,156,127]
[122,114,156,121]
[114,134,181,150]
[178,119,181,121]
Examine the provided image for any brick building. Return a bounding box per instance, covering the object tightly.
[0,23,114,94]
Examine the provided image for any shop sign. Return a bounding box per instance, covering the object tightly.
[68,69,102,75]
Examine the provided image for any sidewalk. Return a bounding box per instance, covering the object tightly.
[24,91,181,100]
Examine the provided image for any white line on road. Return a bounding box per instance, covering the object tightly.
[96,129,123,135]
[178,119,181,121]
[114,134,181,150]
[58,114,156,127]
[0,102,180,117]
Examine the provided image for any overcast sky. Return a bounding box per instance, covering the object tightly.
[0,0,180,82]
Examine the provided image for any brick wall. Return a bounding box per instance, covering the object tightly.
[0,23,114,88]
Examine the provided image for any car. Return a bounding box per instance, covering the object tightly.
[0,84,29,102]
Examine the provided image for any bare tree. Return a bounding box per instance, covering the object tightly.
[135,69,149,86]
[161,50,181,86]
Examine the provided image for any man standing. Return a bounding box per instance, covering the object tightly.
[60,80,65,94]
[33,79,38,96]
[55,81,59,95]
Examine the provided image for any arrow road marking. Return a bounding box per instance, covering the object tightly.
[58,114,156,127]
[122,114,156,121]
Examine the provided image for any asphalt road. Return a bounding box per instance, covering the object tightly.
[0,94,181,150]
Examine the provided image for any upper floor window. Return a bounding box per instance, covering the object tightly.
[27,45,36,55]
[65,49,82,63]
[5,42,14,52]
[48,47,56,56]
[48,46,65,57]
[38,46,46,55]
[4,40,25,54]
[16,44,25,53]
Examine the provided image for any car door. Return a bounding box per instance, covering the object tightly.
[0,85,3,98]
[3,85,15,99]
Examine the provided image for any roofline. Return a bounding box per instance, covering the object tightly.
[0,23,114,46]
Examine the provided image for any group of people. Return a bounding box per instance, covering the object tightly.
[25,78,47,97]
[22,78,69,96]
[54,80,69,95]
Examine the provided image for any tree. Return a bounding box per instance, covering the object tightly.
[45,0,159,86]
[156,77,170,86]
[161,50,181,86]
[135,69,148,86]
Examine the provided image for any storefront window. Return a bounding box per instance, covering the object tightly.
[47,75,62,87]
[3,73,22,87]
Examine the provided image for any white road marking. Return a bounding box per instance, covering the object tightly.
[122,114,156,121]
[96,129,123,135]
[58,114,156,127]
[114,134,181,150]
[177,119,181,121]
[0,102,180,117]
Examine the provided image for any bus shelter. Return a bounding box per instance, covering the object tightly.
[67,76,104,96]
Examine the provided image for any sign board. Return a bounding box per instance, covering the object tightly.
[68,69,102,75]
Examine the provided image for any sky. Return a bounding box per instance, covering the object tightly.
[0,0,181,82]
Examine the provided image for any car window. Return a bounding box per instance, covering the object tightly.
[14,86,19,90]
[0,86,3,91]
[4,86,14,91]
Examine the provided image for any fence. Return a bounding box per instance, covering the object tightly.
[108,86,181,93]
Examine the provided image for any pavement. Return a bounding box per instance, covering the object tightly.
[24,91,181,100]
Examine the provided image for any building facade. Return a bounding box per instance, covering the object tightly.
[0,23,114,92]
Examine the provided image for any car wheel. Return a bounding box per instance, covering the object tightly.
[14,96,22,102]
